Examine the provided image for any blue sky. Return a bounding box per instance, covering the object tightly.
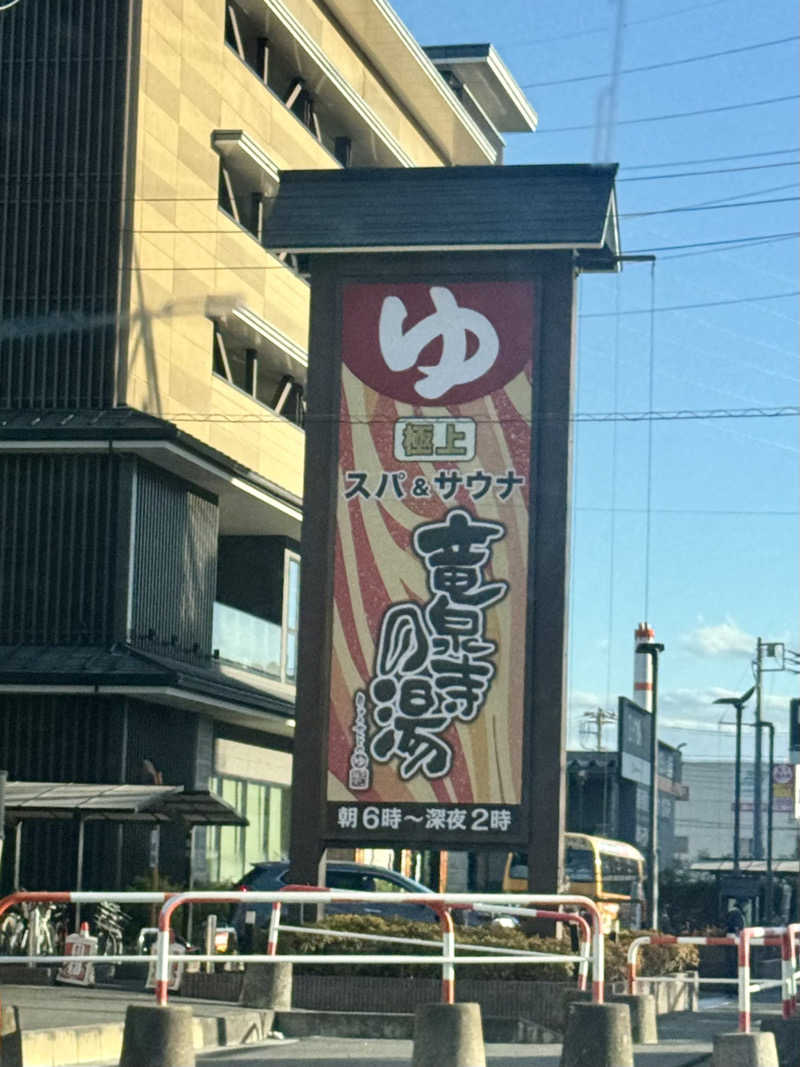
[392,0,799,760]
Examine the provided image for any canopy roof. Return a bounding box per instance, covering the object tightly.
[1,782,247,827]
[691,859,799,874]
[262,163,620,271]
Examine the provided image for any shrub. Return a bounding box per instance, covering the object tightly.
[275,913,576,981]
[610,929,700,981]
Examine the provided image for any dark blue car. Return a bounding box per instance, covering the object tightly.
[231,860,441,937]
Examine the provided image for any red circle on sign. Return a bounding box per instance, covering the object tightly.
[341,281,536,406]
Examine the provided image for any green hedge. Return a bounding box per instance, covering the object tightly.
[270,915,699,983]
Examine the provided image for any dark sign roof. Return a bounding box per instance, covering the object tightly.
[263,164,620,270]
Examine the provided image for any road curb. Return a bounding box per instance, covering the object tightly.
[17,1008,275,1067]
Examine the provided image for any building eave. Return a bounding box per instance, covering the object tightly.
[320,0,500,164]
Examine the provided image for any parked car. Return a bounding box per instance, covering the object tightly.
[231,860,441,937]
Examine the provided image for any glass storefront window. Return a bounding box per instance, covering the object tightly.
[207,774,290,883]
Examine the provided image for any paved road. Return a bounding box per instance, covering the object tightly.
[194,1004,789,1067]
[6,983,784,1067]
[198,1033,713,1066]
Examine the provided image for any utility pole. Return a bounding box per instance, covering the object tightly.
[579,707,617,836]
[762,721,775,920]
[580,707,617,750]
[753,642,799,866]
[637,639,664,931]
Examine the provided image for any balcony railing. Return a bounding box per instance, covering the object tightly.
[212,601,294,684]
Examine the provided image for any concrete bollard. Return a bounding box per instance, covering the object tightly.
[610,993,658,1044]
[559,1002,634,1067]
[118,1004,195,1067]
[238,960,292,1009]
[1,1003,23,1067]
[759,1018,800,1067]
[412,1003,486,1067]
[711,1031,779,1067]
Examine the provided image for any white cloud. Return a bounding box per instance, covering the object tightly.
[680,618,754,658]
[569,690,605,715]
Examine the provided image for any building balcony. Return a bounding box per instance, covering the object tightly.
[212,601,296,686]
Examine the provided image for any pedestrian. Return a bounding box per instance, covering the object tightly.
[725,900,746,935]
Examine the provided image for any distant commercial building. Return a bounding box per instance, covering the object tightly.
[0,0,533,891]
[567,742,687,871]
[674,761,799,865]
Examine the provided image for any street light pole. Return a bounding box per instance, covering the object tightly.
[750,720,775,920]
[713,686,755,874]
[753,638,764,859]
[765,721,774,921]
[637,640,664,930]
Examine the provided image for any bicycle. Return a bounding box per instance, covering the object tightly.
[0,899,67,957]
[93,900,130,981]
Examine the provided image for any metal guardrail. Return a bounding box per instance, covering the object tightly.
[0,889,604,1009]
[265,889,593,993]
[626,926,800,1033]
[153,890,604,1007]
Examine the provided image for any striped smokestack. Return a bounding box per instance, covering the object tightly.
[634,622,655,711]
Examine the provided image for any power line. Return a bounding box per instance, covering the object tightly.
[128,195,800,232]
[622,195,799,218]
[120,195,799,240]
[3,148,798,189]
[619,160,799,183]
[689,183,798,205]
[577,506,798,516]
[626,231,799,254]
[660,234,798,260]
[539,93,799,134]
[581,291,798,316]
[523,35,798,88]
[624,147,798,170]
[87,236,800,268]
[500,0,733,47]
[161,406,799,425]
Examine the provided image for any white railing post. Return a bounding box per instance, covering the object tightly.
[591,916,604,1004]
[737,930,750,1033]
[155,928,171,1006]
[27,906,39,967]
[204,914,217,974]
[267,900,282,956]
[440,911,455,1005]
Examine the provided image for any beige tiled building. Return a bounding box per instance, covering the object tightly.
[0,0,535,888]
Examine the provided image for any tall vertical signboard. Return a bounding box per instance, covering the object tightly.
[327,280,537,844]
[264,164,621,888]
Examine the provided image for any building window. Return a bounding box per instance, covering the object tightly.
[214,535,302,684]
[211,318,305,427]
[223,0,361,167]
[217,158,264,242]
[207,773,291,883]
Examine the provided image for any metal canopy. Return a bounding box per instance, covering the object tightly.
[691,859,799,874]
[1,782,247,827]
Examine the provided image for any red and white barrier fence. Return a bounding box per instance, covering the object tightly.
[627,926,800,1033]
[265,888,593,994]
[153,890,605,1008]
[0,890,173,922]
[0,889,603,1010]
[780,923,800,1020]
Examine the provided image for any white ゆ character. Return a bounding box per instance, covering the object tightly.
[378,286,499,400]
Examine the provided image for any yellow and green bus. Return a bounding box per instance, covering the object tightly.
[502,833,646,931]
